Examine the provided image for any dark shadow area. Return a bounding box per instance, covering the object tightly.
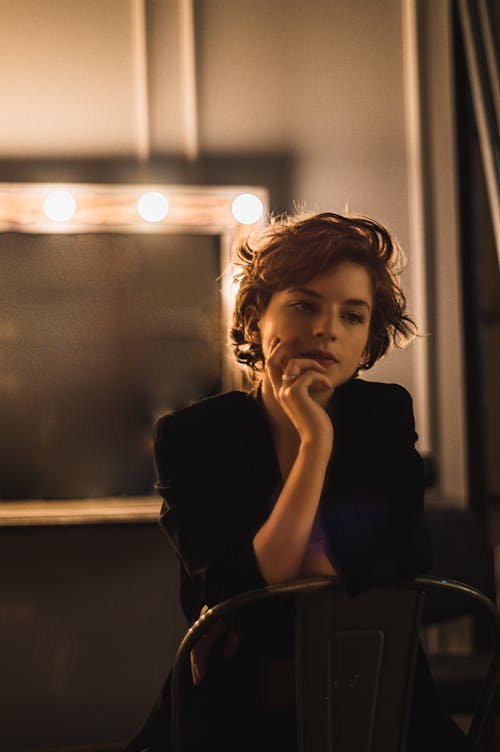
[0,523,185,750]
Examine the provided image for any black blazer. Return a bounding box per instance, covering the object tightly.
[126,379,468,752]
[154,377,432,623]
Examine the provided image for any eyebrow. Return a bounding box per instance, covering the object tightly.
[344,298,372,311]
[287,287,372,311]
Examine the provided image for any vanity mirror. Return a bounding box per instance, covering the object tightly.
[0,183,267,525]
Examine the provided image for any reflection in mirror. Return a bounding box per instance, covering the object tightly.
[2,233,221,500]
[0,183,268,524]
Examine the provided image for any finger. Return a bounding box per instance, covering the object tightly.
[190,619,227,684]
[191,641,209,685]
[282,357,327,377]
[190,649,200,685]
[193,624,223,670]
[266,337,289,371]
[281,368,333,393]
[266,339,297,390]
[268,335,280,352]
[280,363,331,393]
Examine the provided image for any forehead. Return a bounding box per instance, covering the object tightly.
[281,262,373,299]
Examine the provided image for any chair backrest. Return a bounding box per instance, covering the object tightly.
[294,584,423,752]
[424,506,496,623]
[416,576,500,750]
[170,576,500,752]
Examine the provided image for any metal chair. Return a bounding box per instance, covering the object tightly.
[171,576,500,751]
[424,505,499,745]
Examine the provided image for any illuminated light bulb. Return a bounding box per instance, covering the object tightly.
[43,190,76,222]
[137,192,169,222]
[231,193,264,225]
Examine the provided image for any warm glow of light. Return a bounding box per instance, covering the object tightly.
[231,193,264,225]
[137,192,169,222]
[43,191,77,222]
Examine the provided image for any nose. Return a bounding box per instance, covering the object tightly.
[313,311,338,341]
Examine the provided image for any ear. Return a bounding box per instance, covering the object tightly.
[244,305,261,344]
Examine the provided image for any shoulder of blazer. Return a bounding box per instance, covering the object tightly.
[155,390,262,443]
[154,391,273,495]
[333,378,412,411]
[330,379,415,443]
[341,378,411,398]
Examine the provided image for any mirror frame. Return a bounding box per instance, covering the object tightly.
[0,182,268,526]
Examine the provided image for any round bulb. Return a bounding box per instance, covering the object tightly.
[231,193,264,225]
[43,191,76,222]
[137,192,169,222]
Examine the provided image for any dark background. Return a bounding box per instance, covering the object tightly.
[0,524,185,749]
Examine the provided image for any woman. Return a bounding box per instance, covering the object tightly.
[126,212,467,751]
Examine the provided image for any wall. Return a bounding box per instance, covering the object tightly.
[0,0,425,409]
[418,0,467,504]
[193,0,420,397]
[0,0,138,157]
[0,0,419,390]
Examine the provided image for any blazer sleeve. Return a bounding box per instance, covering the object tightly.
[154,410,267,620]
[323,385,433,595]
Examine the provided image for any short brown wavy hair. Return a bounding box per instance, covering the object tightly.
[230,211,417,377]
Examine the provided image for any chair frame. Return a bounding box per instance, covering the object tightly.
[171,576,500,751]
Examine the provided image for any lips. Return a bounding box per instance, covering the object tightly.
[300,350,338,364]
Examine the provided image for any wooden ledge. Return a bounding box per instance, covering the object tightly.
[0,496,160,526]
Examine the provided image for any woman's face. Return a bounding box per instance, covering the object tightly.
[255,261,373,391]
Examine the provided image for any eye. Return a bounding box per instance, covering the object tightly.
[289,300,317,313]
[342,310,365,325]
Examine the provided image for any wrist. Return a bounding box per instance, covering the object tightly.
[298,436,332,463]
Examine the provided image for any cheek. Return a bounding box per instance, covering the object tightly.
[261,312,289,339]
[348,329,370,360]
[258,319,277,353]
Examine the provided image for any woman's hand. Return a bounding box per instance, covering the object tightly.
[265,337,334,451]
[190,607,240,685]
